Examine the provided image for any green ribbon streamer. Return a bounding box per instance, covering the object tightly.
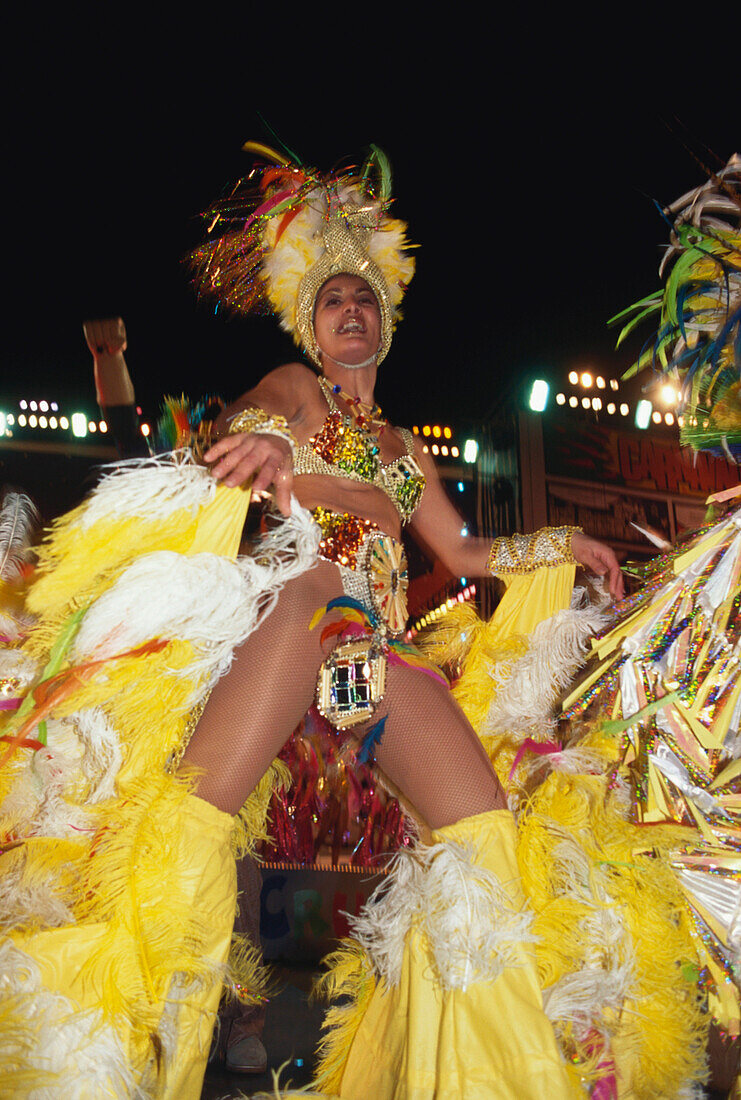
[601,689,681,737]
[14,605,88,731]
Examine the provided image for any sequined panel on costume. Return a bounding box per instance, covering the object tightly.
[311,508,409,635]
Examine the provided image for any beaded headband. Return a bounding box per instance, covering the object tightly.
[188,143,416,367]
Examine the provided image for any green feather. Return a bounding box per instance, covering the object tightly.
[362,145,393,203]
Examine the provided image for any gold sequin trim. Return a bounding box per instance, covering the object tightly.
[487,526,580,575]
[166,692,211,773]
[227,406,297,454]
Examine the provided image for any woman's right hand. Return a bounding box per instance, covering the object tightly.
[204,432,294,517]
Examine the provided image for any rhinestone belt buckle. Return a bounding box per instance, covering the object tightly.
[316,637,387,729]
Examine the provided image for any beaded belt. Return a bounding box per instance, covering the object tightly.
[311,507,409,636]
[310,510,448,735]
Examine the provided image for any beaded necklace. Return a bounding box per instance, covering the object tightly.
[319,376,386,438]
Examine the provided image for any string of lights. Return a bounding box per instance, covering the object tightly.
[530,372,683,429]
[0,398,150,440]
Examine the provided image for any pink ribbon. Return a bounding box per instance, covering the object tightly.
[584,1031,617,1100]
[0,699,21,711]
[244,188,298,231]
[508,738,562,786]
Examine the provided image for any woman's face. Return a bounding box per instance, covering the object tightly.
[313,275,381,368]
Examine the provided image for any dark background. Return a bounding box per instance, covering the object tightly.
[5,17,738,429]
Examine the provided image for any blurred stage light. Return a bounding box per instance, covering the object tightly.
[635,400,652,429]
[528,379,549,412]
[463,439,478,463]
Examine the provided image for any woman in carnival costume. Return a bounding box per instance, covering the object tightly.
[0,141,622,1099]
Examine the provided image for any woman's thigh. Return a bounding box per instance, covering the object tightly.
[370,663,507,830]
[184,559,504,827]
[182,559,344,814]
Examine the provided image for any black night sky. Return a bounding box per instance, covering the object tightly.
[5,18,738,432]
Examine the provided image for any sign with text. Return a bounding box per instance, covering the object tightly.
[538,416,739,556]
[543,418,738,498]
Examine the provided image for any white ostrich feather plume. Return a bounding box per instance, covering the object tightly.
[483,587,609,739]
[71,499,319,693]
[543,961,634,1040]
[0,490,37,581]
[0,648,40,690]
[0,940,138,1098]
[538,826,636,1041]
[73,707,123,804]
[350,838,535,991]
[78,452,216,529]
[0,854,74,930]
[0,719,94,839]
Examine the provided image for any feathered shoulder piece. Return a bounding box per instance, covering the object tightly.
[612,154,741,458]
[187,142,416,367]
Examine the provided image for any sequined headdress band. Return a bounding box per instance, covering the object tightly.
[188,143,416,366]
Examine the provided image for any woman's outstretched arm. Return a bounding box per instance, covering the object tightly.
[408,443,624,598]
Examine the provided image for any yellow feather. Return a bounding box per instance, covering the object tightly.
[311,939,377,1094]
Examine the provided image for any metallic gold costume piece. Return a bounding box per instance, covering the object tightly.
[227,406,298,455]
[487,526,579,575]
[295,382,425,523]
[295,199,395,366]
[316,636,387,729]
[311,508,409,635]
[188,145,415,367]
[368,536,408,636]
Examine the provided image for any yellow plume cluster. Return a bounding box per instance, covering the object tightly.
[388,561,713,1095]
[0,457,295,1090]
[311,939,377,1095]
[518,766,707,1097]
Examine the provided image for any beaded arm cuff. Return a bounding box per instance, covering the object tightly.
[487,526,581,575]
[227,406,298,455]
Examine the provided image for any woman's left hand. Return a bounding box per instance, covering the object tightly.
[571,531,624,600]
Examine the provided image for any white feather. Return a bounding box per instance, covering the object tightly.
[0,940,140,1098]
[73,708,123,804]
[71,500,319,698]
[538,827,636,1044]
[0,648,40,691]
[350,838,535,991]
[0,490,37,581]
[0,855,74,929]
[0,717,107,840]
[482,587,609,743]
[78,452,216,529]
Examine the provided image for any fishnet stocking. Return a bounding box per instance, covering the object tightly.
[183,563,505,828]
[182,560,343,814]
[368,664,507,829]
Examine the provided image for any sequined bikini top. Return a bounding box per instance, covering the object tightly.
[293,380,426,523]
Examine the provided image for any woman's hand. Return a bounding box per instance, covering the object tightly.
[204,432,294,517]
[571,531,624,600]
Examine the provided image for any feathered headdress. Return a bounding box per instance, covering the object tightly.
[188,142,416,367]
[612,154,741,458]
